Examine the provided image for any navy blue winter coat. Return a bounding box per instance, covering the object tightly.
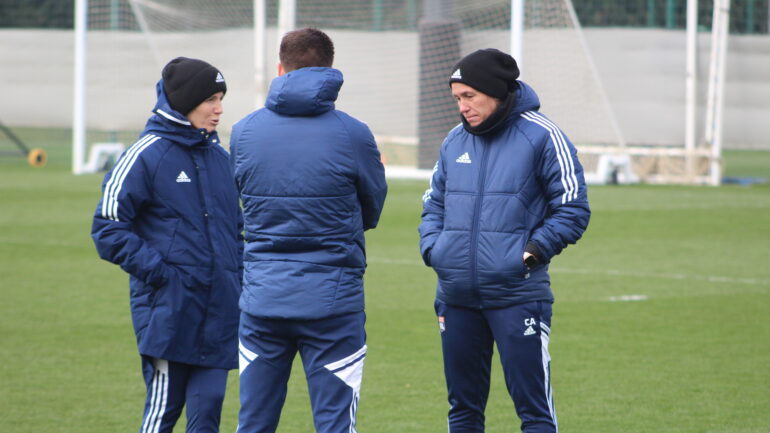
[91,80,243,369]
[419,81,590,309]
[230,67,387,320]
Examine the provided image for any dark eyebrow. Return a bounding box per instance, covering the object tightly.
[454,91,475,98]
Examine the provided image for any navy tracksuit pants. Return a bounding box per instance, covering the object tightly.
[435,300,557,433]
[139,356,229,433]
[237,311,367,433]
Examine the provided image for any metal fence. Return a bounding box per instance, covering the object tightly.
[2,0,768,34]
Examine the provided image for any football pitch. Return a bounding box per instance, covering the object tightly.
[1,136,769,432]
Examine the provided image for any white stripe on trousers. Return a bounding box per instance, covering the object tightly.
[349,388,359,433]
[141,359,169,433]
[324,345,367,433]
[540,328,558,431]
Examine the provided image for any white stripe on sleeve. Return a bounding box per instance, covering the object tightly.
[529,112,579,202]
[101,134,160,221]
[521,112,578,204]
[422,161,439,203]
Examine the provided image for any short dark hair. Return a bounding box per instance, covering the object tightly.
[279,28,334,71]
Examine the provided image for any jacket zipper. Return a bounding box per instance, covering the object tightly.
[470,140,490,308]
[192,144,216,358]
[192,149,215,261]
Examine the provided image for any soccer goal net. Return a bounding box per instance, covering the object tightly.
[76,0,719,184]
[73,0,257,173]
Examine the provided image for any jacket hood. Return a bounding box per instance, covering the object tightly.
[265,67,342,116]
[511,80,541,115]
[146,79,220,148]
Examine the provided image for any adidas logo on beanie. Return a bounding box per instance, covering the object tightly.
[162,57,227,116]
[448,48,519,99]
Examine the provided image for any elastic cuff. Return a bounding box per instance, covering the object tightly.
[525,241,542,264]
[147,264,171,289]
[422,248,432,267]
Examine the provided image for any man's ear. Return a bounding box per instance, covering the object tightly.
[277,63,286,76]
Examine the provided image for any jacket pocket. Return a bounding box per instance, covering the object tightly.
[428,231,448,269]
[430,231,473,295]
[164,220,181,258]
[175,264,213,291]
[477,232,529,286]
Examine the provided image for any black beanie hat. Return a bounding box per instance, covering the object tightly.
[162,57,227,116]
[448,48,520,99]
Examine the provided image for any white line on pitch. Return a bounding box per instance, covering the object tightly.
[367,257,770,287]
[607,294,648,302]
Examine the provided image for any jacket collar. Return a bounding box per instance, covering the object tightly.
[147,79,220,148]
[460,81,542,137]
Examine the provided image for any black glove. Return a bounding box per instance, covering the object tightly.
[524,241,542,270]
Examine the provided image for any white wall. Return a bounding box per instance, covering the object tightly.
[1,28,768,149]
[585,28,770,149]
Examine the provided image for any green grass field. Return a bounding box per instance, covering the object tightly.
[1,132,769,432]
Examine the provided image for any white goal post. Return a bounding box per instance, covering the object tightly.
[72,0,87,175]
[71,0,729,185]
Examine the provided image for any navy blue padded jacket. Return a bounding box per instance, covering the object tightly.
[230,67,387,320]
[419,81,590,309]
[91,80,243,369]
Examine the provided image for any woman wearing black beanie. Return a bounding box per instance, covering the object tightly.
[91,57,241,433]
[421,48,591,433]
